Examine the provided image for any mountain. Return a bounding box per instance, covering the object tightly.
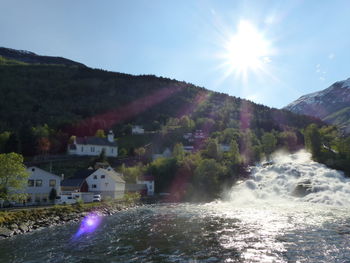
[0,47,86,67]
[284,78,350,133]
[0,48,322,147]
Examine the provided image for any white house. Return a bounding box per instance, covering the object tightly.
[132,125,145,135]
[137,175,155,196]
[68,130,118,157]
[24,167,62,204]
[85,168,125,199]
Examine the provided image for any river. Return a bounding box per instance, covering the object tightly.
[1,151,350,262]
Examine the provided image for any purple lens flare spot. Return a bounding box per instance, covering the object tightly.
[73,213,102,239]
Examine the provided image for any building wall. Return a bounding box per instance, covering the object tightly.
[137,180,154,195]
[85,169,125,199]
[68,143,118,157]
[24,167,62,204]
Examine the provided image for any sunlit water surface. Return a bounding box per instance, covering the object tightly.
[1,151,350,262]
[0,202,350,263]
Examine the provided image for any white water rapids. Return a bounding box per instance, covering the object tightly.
[227,150,350,207]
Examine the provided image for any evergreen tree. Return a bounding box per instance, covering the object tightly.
[304,124,321,160]
[4,132,21,154]
[49,188,57,203]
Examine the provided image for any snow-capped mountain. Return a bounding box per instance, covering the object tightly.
[284,78,350,133]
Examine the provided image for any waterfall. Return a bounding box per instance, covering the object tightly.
[227,150,350,206]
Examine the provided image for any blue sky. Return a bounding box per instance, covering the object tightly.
[1,0,350,108]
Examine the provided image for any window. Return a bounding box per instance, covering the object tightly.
[93,175,97,179]
[111,148,114,153]
[32,168,35,172]
[81,146,84,152]
[101,175,105,179]
[92,184,97,188]
[49,179,56,187]
[28,180,34,187]
[91,146,95,152]
[35,180,42,187]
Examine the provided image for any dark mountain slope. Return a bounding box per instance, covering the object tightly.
[0,48,322,137]
[0,47,85,67]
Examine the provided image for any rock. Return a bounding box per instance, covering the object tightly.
[9,223,18,230]
[0,227,14,237]
[293,180,312,197]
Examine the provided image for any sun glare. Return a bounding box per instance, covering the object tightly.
[222,20,273,81]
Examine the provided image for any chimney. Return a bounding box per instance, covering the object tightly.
[107,130,114,142]
[61,174,64,181]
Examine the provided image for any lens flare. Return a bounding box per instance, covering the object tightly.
[73,213,102,239]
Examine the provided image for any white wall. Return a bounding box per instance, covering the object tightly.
[86,169,125,199]
[68,143,118,157]
[137,180,155,196]
[24,167,62,204]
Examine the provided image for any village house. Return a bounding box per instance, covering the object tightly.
[132,125,145,135]
[137,175,155,196]
[68,130,118,157]
[61,168,125,199]
[24,166,62,205]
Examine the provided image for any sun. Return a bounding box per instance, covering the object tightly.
[222,20,273,81]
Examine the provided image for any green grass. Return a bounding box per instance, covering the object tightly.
[117,133,156,152]
[0,56,28,66]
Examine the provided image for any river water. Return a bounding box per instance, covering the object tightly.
[1,151,350,262]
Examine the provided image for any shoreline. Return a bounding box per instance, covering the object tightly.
[0,200,139,240]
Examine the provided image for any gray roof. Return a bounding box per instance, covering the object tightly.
[75,136,117,147]
[61,169,94,187]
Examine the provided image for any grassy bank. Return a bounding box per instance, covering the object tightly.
[0,193,140,238]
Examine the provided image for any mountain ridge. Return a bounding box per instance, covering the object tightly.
[0,47,86,67]
[284,78,350,133]
[0,47,323,138]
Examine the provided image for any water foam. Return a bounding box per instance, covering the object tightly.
[227,150,350,206]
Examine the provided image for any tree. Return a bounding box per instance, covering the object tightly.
[0,131,10,153]
[4,132,21,154]
[134,147,146,160]
[96,148,107,163]
[261,132,277,159]
[173,143,185,161]
[228,140,241,165]
[0,153,29,201]
[49,188,57,203]
[204,138,221,160]
[193,159,225,199]
[304,124,321,160]
[37,137,51,155]
[95,129,106,138]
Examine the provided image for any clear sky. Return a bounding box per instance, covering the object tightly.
[1,0,350,108]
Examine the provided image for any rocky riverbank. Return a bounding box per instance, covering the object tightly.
[0,200,137,239]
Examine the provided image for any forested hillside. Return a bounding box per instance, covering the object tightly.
[1,48,348,200]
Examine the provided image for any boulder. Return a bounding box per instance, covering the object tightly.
[0,227,14,237]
